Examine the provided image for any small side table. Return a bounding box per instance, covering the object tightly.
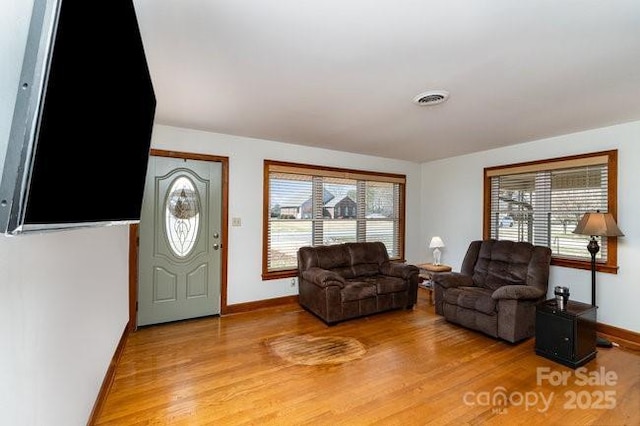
[535,299,597,369]
[416,263,452,304]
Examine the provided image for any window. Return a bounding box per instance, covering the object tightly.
[165,176,200,257]
[263,160,406,279]
[484,150,619,273]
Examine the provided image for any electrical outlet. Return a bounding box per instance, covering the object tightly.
[232,217,241,227]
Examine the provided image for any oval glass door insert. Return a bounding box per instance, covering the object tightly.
[165,176,200,257]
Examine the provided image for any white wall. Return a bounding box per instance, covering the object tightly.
[152,124,423,304]
[0,226,130,426]
[421,120,640,333]
[2,1,131,424]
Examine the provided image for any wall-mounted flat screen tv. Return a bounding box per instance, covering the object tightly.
[0,0,156,235]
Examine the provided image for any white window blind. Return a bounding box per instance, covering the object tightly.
[486,151,615,265]
[264,161,405,277]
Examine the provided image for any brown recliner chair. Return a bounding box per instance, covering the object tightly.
[432,239,551,343]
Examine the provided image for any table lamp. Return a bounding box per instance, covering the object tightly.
[429,236,445,266]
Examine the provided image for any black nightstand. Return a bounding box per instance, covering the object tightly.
[535,299,597,369]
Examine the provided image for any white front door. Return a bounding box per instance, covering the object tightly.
[137,155,222,326]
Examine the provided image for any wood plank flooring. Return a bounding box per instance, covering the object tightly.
[93,290,640,425]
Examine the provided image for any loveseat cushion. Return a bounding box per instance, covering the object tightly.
[332,266,356,279]
[341,282,377,302]
[301,267,346,288]
[380,261,420,280]
[351,263,380,277]
[300,244,350,270]
[347,241,390,265]
[445,286,496,315]
[354,275,406,294]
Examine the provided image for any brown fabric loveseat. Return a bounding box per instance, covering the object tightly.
[433,239,551,343]
[297,242,419,324]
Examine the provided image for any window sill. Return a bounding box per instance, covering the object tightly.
[552,258,619,274]
[262,270,297,281]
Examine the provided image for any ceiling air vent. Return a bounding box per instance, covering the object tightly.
[413,90,449,106]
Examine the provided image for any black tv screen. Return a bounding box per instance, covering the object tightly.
[0,0,156,235]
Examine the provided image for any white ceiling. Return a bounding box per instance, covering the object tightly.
[132,0,640,163]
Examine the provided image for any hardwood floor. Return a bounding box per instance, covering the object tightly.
[93,290,640,425]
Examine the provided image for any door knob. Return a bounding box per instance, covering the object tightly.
[213,244,220,250]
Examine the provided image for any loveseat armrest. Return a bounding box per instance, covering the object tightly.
[491,285,545,301]
[431,272,473,289]
[301,267,346,288]
[380,262,419,279]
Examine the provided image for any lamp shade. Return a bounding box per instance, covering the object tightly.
[429,236,445,248]
[572,212,624,237]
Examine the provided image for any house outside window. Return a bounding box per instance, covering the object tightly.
[263,160,406,280]
[483,150,619,273]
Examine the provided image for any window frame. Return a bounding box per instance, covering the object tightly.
[483,150,619,274]
[262,160,407,280]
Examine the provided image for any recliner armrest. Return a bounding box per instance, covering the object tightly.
[380,262,419,279]
[301,267,346,288]
[431,272,472,289]
[491,285,545,301]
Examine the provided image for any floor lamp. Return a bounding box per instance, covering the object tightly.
[572,211,624,348]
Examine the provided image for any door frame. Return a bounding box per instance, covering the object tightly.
[128,149,229,331]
